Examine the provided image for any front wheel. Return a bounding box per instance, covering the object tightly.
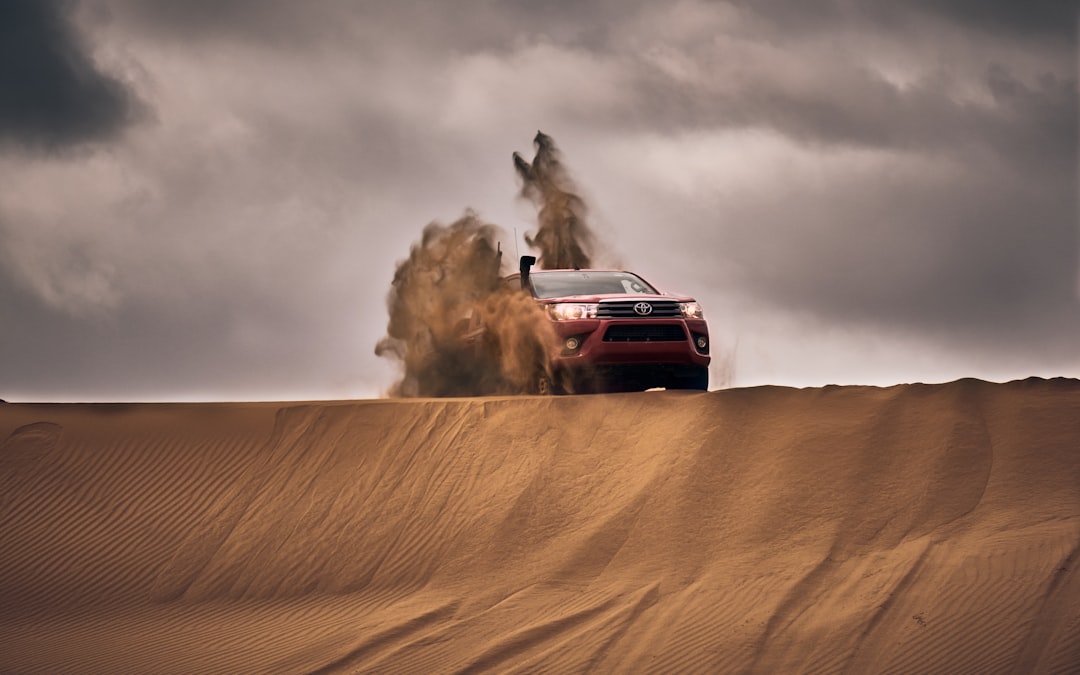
[534,373,565,395]
[536,375,553,395]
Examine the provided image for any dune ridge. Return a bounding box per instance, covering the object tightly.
[1,378,1079,673]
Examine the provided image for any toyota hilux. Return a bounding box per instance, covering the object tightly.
[510,256,710,393]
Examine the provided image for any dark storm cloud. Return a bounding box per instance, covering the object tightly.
[982,64,1076,171]
[732,0,1075,41]
[902,0,1076,41]
[108,0,622,50]
[578,1,1077,169]
[103,0,1077,164]
[618,61,1074,171]
[105,0,339,46]
[0,0,139,150]
[107,0,1078,54]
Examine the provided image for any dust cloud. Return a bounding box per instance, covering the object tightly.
[376,132,601,397]
[513,131,595,270]
[374,212,556,397]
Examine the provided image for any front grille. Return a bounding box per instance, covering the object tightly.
[603,324,687,342]
[597,300,681,318]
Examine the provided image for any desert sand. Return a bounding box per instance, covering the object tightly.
[1,378,1078,673]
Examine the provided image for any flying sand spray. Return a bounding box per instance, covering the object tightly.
[376,132,599,396]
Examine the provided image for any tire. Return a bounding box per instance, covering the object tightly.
[535,374,564,395]
[536,375,553,395]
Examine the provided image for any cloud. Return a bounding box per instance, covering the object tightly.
[591,125,1078,356]
[902,0,1076,41]
[0,0,1076,400]
[0,0,140,151]
[729,0,1075,42]
[584,2,1077,168]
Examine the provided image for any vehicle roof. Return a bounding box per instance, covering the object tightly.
[504,268,700,303]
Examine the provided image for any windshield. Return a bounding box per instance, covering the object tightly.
[529,271,659,299]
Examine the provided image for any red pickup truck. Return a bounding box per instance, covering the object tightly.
[511,256,710,393]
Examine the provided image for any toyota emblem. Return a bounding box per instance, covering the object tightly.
[633,302,653,316]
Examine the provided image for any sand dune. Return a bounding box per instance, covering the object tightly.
[1,378,1079,673]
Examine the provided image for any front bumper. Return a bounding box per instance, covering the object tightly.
[548,317,711,370]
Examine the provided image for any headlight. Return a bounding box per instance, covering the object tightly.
[679,302,704,319]
[548,303,598,320]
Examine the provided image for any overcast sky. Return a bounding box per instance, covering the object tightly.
[1,0,1076,401]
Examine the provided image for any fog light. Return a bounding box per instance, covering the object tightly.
[565,337,581,351]
[696,336,708,350]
